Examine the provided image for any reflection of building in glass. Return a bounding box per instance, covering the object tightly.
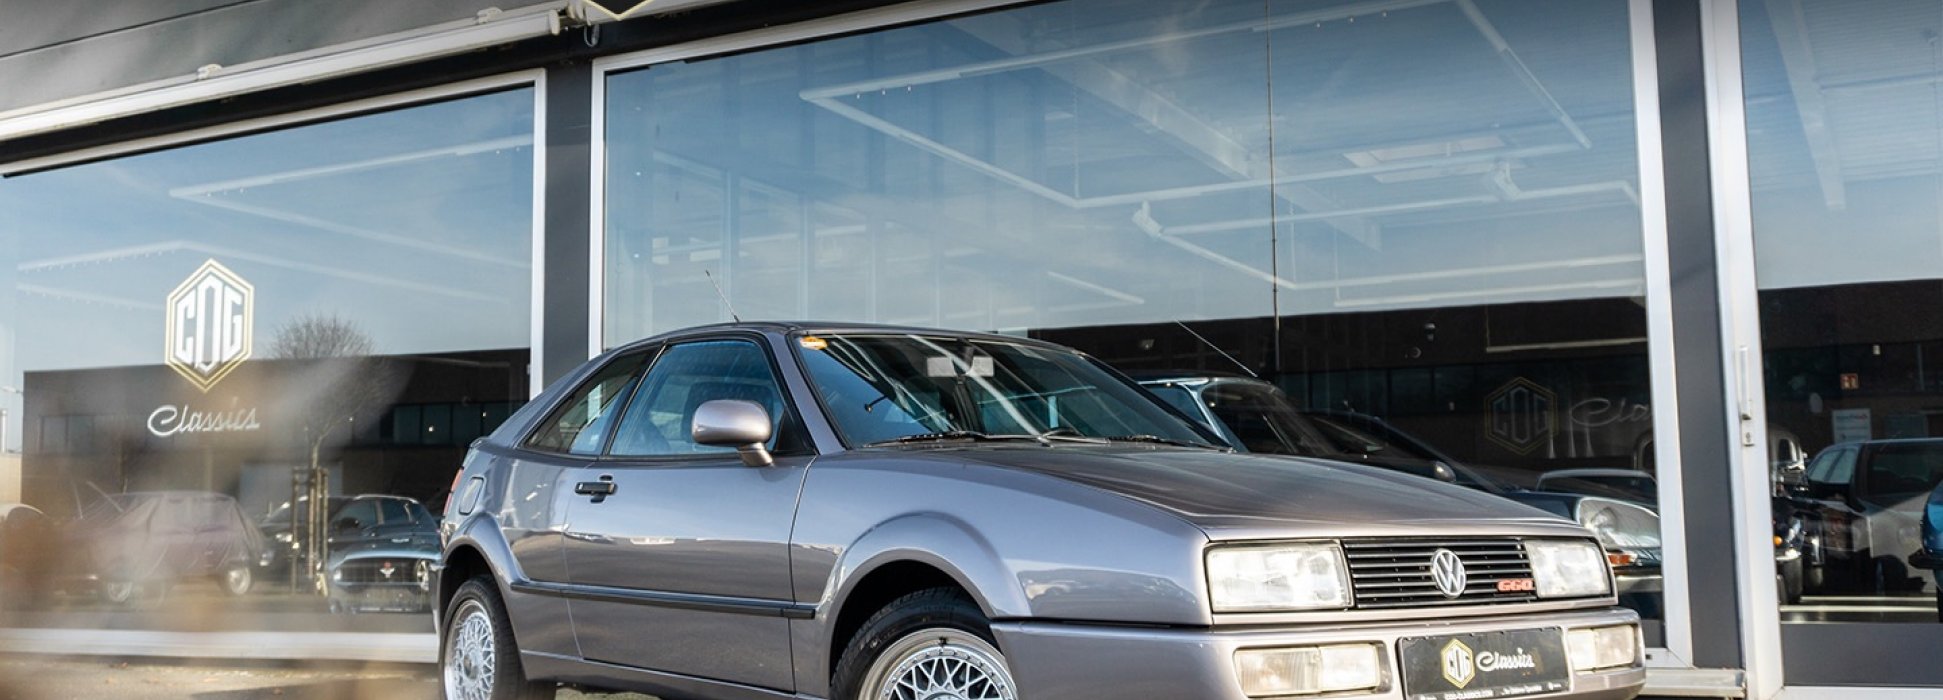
[1041,297,1654,476]
[19,349,527,521]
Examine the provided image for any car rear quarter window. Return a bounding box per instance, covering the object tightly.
[525,352,650,455]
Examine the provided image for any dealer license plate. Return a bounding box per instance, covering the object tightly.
[1399,628,1571,700]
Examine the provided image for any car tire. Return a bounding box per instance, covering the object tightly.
[831,587,1018,700]
[440,576,553,700]
[220,565,253,597]
[1780,557,1805,605]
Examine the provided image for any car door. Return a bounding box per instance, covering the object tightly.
[561,337,813,692]
[491,349,654,658]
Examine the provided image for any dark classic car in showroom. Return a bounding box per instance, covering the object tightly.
[321,495,441,613]
[259,494,440,583]
[1138,374,1663,600]
[60,491,265,605]
[1787,438,1943,594]
[436,323,1644,700]
[329,545,436,614]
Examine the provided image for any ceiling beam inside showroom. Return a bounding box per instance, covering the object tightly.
[1762,0,1848,210]
[950,12,1384,251]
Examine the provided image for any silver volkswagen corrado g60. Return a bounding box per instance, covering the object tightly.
[435,322,1644,700]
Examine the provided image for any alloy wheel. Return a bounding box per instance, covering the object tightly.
[443,599,497,700]
[860,629,1016,700]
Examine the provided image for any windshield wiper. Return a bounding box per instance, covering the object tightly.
[1100,434,1222,450]
[866,431,1046,447]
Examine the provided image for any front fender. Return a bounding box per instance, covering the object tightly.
[441,512,577,658]
[826,512,1029,619]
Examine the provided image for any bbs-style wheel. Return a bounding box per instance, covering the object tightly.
[220,565,253,597]
[832,587,1018,700]
[440,576,553,700]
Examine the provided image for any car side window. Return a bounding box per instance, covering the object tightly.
[525,352,650,455]
[608,340,792,457]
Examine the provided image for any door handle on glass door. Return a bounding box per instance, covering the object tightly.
[575,477,617,503]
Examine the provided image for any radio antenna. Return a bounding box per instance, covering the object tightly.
[1175,321,1257,378]
[704,269,741,323]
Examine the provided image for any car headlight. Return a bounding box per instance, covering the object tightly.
[1526,539,1611,598]
[1576,498,1661,551]
[1207,543,1351,612]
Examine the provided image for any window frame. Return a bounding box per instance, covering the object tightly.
[592,332,816,464]
[519,347,659,457]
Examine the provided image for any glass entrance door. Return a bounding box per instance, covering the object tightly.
[1739,0,1943,686]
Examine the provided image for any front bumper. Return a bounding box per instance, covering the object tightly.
[1614,569,1662,595]
[994,607,1642,700]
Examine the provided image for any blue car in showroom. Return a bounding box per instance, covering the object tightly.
[436,322,1642,700]
[1913,481,1943,621]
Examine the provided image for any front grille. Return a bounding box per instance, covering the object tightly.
[335,560,422,586]
[1342,538,1537,609]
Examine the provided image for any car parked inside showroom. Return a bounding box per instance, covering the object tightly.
[1787,438,1943,594]
[329,544,436,614]
[436,322,1644,700]
[1138,374,1663,599]
[1907,479,1943,621]
[259,494,439,582]
[60,491,265,605]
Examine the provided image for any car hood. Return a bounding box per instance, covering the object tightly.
[944,446,1585,540]
[330,546,440,567]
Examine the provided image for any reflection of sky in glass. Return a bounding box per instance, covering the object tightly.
[0,89,535,389]
[603,0,1646,345]
[1741,0,1943,290]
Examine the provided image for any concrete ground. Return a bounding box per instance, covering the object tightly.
[0,656,653,700]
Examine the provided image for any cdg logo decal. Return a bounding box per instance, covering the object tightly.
[165,260,254,392]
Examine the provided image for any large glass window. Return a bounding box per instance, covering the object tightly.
[0,88,536,634]
[603,0,1662,634]
[1740,0,1943,638]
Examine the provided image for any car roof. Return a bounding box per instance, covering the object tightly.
[1538,468,1655,480]
[1838,438,1943,447]
[118,491,238,500]
[0,503,42,518]
[607,321,1077,356]
[1128,371,1268,386]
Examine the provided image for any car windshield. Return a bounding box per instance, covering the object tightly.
[78,494,143,521]
[1198,382,1332,457]
[796,333,1216,448]
[1864,442,1943,503]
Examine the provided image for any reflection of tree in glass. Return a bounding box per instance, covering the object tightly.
[270,314,405,593]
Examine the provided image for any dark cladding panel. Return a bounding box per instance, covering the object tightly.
[0,0,503,114]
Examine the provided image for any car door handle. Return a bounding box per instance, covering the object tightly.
[575,478,618,503]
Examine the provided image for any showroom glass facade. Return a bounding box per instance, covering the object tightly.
[602,0,1670,636]
[1739,0,1943,684]
[8,0,1943,692]
[0,87,536,632]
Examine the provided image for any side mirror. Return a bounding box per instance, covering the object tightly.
[693,399,775,467]
[331,518,360,533]
[1431,462,1458,483]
